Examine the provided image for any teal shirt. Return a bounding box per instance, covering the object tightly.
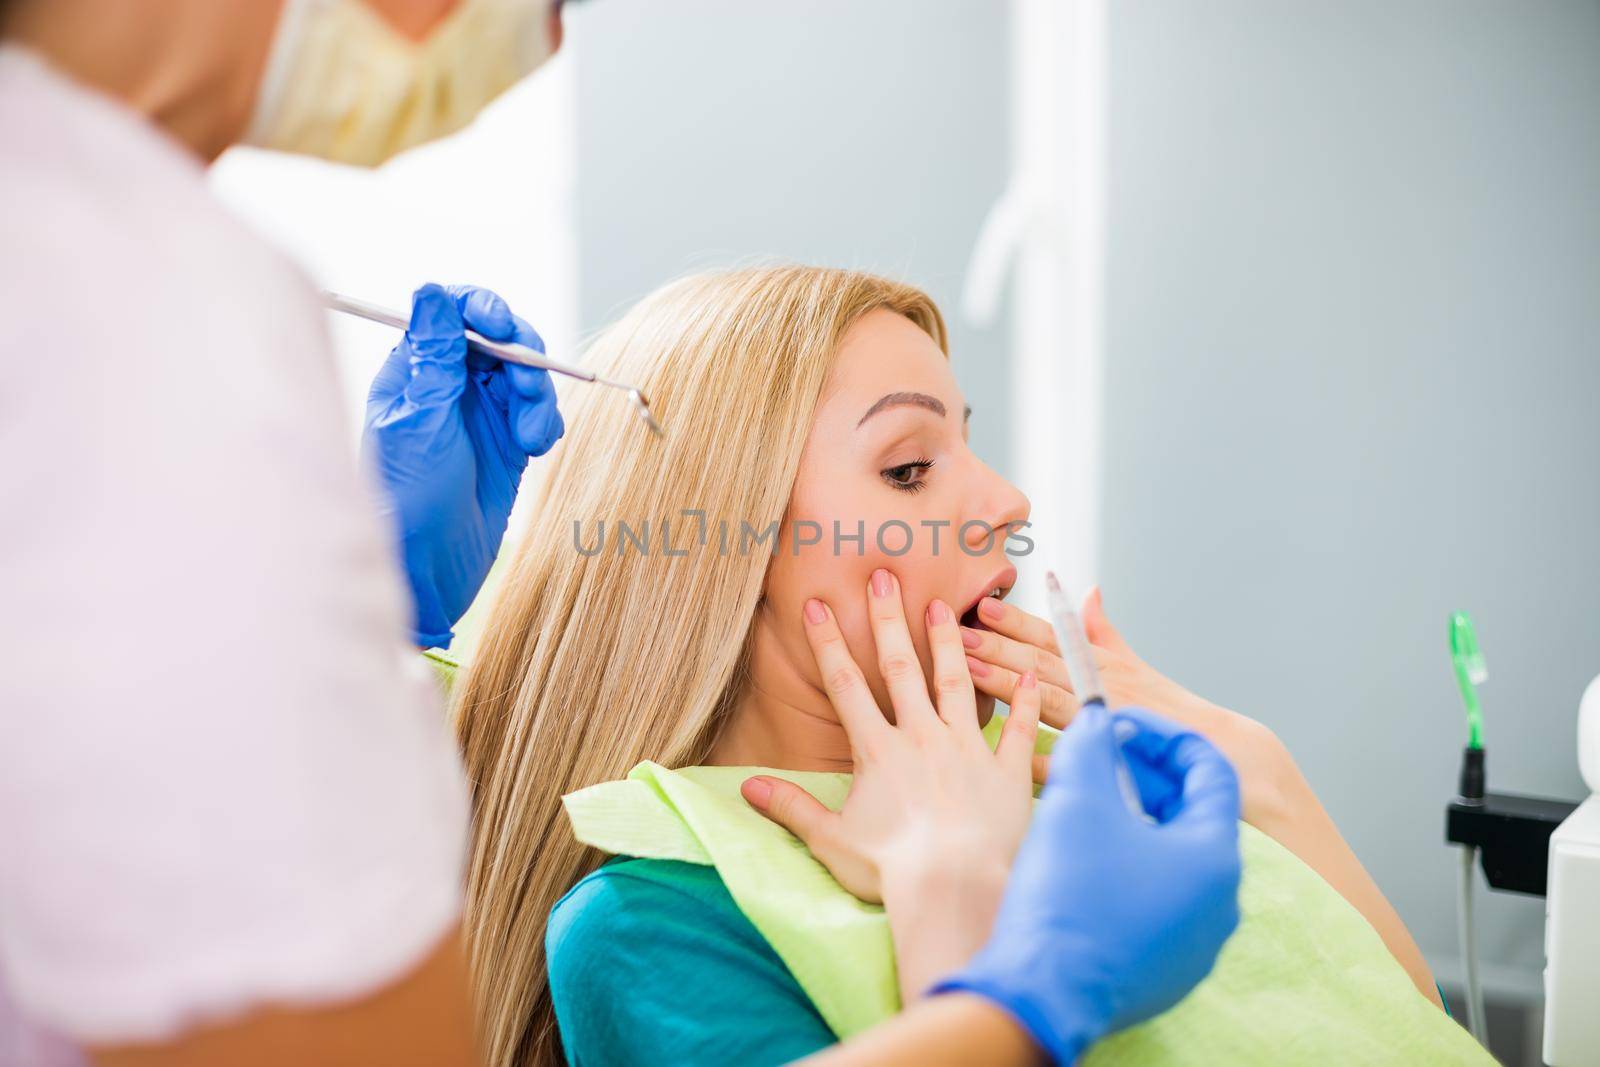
[546,857,836,1066]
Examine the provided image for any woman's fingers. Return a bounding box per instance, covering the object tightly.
[1031,752,1051,786]
[925,597,980,732]
[995,671,1041,773]
[960,623,1075,692]
[866,569,939,731]
[968,657,1081,729]
[1081,585,1135,658]
[974,596,1061,654]
[742,776,879,902]
[803,596,892,751]
[742,776,834,840]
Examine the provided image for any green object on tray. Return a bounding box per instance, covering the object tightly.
[1449,612,1488,750]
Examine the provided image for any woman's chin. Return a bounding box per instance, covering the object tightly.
[976,692,996,728]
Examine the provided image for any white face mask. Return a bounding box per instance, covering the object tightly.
[245,0,554,166]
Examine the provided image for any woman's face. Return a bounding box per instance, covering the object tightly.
[763,309,1030,724]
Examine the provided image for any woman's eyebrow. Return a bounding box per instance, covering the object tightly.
[857,391,960,427]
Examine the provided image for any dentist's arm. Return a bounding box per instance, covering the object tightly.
[90,931,477,1067]
[364,283,564,649]
[801,994,1043,1067]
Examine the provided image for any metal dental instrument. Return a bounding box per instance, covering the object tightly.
[322,290,664,438]
[1045,570,1146,818]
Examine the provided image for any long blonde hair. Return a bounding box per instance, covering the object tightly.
[452,266,945,1067]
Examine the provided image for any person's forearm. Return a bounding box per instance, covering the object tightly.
[91,927,479,1067]
[1236,728,1442,1007]
[880,860,1008,1004]
[797,993,1043,1067]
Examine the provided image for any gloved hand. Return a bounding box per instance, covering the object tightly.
[364,283,564,648]
[932,704,1242,1065]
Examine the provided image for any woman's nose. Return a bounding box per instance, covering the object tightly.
[962,467,1031,554]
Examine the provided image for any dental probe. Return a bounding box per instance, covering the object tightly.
[1045,571,1145,818]
[321,290,664,438]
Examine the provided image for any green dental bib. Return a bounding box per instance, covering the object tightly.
[563,758,1489,1065]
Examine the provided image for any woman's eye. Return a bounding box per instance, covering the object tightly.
[881,459,934,493]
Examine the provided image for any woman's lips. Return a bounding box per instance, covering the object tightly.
[956,565,1017,631]
[959,584,1011,631]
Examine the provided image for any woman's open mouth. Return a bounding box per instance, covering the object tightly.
[957,566,1018,631]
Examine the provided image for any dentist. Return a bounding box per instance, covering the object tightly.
[0,2,1241,1066]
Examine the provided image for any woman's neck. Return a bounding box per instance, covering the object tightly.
[707,608,857,773]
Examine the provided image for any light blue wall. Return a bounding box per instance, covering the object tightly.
[567,0,1012,469]
[1103,0,1600,1017]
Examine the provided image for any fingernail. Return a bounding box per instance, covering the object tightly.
[870,569,892,598]
[1020,671,1037,690]
[804,598,827,624]
[960,626,982,649]
[927,599,949,625]
[978,597,1004,622]
[966,655,990,678]
[742,776,773,808]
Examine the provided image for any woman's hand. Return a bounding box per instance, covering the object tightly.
[961,586,1293,827]
[803,707,1245,1067]
[740,567,1042,1000]
[963,587,1445,1006]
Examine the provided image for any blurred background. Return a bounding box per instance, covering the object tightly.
[212,2,1600,1063]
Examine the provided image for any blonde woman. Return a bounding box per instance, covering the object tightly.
[453,267,1469,1067]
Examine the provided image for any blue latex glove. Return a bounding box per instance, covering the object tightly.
[933,704,1242,1065]
[363,283,564,648]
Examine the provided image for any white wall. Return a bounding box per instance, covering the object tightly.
[208,58,579,649]
[565,0,1013,470]
[209,57,579,442]
[1100,1,1600,1047]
